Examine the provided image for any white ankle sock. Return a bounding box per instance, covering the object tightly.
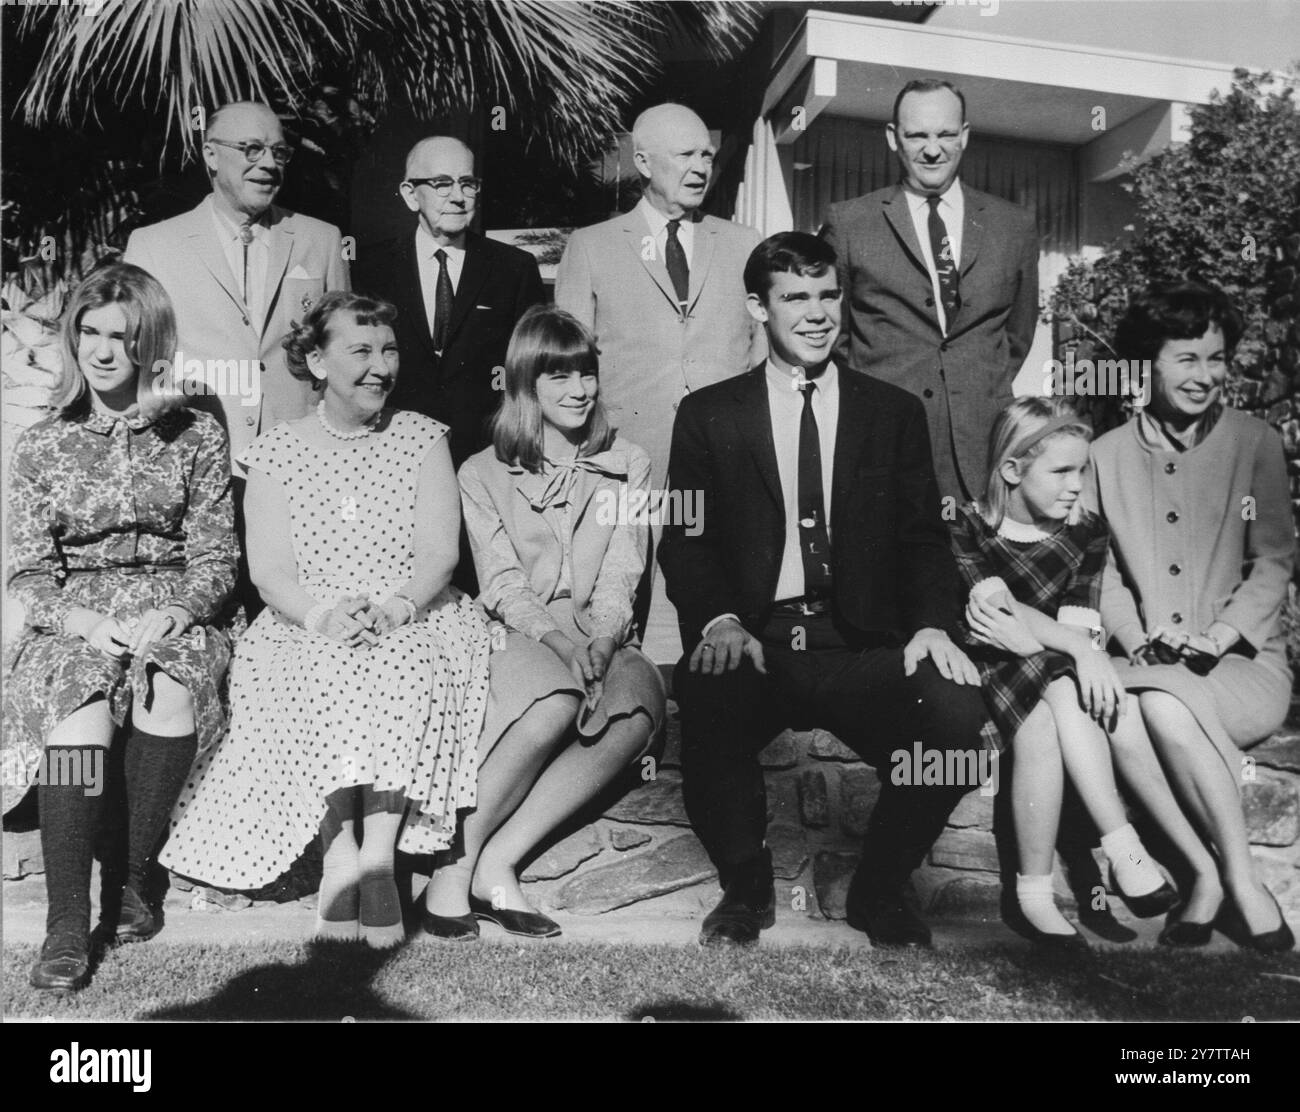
[1016,873,1076,936]
[1100,824,1165,898]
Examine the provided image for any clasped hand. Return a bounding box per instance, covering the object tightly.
[79,606,190,660]
[317,595,411,648]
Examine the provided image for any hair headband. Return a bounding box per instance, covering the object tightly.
[1005,413,1090,462]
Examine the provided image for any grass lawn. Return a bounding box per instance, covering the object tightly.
[5,941,1300,1021]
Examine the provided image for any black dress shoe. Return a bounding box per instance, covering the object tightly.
[114,884,161,944]
[846,893,932,948]
[1158,914,1215,948]
[700,881,776,947]
[30,931,91,992]
[1218,889,1295,954]
[469,895,562,938]
[1001,905,1090,950]
[416,884,479,941]
[1110,868,1181,919]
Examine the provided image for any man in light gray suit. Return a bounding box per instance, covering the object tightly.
[556,102,764,662]
[822,79,1039,503]
[125,101,350,462]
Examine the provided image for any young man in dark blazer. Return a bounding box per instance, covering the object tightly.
[354,136,545,467]
[659,232,986,948]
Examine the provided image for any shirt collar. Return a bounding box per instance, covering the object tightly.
[764,359,839,396]
[903,179,962,214]
[81,406,154,435]
[415,224,466,261]
[209,196,269,241]
[996,514,1053,543]
[637,195,696,238]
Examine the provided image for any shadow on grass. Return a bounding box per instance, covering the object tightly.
[625,999,743,1021]
[144,940,416,1021]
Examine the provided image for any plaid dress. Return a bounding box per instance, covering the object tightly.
[949,503,1109,751]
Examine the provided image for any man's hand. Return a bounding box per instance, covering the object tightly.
[903,627,979,685]
[965,593,1043,657]
[689,617,766,675]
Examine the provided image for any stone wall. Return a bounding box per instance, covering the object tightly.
[507,699,1300,924]
[5,698,1300,927]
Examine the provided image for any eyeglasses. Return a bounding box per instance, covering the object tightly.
[405,176,482,197]
[208,138,295,165]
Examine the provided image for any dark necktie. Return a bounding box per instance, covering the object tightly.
[926,195,961,327]
[798,380,832,600]
[665,219,689,307]
[432,248,454,353]
[238,222,254,306]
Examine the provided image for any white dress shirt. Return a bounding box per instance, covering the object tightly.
[702,360,840,637]
[415,225,466,345]
[637,196,696,269]
[903,180,964,334]
[209,197,269,332]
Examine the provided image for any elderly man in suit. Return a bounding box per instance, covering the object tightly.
[660,232,986,948]
[822,79,1039,503]
[124,100,349,461]
[556,102,764,662]
[354,136,545,467]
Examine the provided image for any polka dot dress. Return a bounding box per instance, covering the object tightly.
[161,412,490,889]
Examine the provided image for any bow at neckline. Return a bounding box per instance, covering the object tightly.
[514,449,628,512]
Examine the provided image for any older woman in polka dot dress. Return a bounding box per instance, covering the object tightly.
[162,292,491,948]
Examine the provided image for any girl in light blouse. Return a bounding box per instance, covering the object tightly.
[4,263,240,991]
[419,305,665,940]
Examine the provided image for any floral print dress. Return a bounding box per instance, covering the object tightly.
[3,407,241,809]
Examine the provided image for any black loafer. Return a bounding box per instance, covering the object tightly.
[1219,890,1295,954]
[846,893,932,948]
[700,881,776,947]
[1158,914,1215,948]
[1001,905,1090,951]
[1110,868,1181,919]
[30,931,91,992]
[469,895,561,938]
[114,885,162,944]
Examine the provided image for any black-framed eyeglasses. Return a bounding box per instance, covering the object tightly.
[405,176,482,197]
[208,138,295,165]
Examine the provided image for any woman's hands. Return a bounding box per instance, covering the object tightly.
[544,632,617,707]
[317,596,381,648]
[66,606,190,659]
[1072,643,1128,724]
[965,592,1044,657]
[121,606,191,655]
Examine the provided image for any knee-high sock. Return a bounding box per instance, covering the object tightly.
[39,746,107,937]
[124,728,197,893]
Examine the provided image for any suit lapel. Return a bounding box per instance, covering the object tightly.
[686,216,715,314]
[400,235,436,353]
[959,186,985,280]
[831,371,869,527]
[185,201,246,318]
[621,212,681,315]
[261,207,293,335]
[733,371,783,513]
[881,185,929,277]
[443,234,491,347]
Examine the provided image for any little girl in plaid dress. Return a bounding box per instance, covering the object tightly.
[950,398,1190,944]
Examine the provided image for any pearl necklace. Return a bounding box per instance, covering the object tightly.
[317,401,378,441]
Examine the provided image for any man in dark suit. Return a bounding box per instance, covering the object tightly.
[822,79,1040,503]
[659,232,986,948]
[354,136,545,466]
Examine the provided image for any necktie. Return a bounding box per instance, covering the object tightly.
[432,248,453,354]
[665,218,689,307]
[238,223,254,306]
[926,195,961,327]
[797,380,832,600]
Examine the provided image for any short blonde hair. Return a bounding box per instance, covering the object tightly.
[54,262,182,419]
[981,396,1092,529]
